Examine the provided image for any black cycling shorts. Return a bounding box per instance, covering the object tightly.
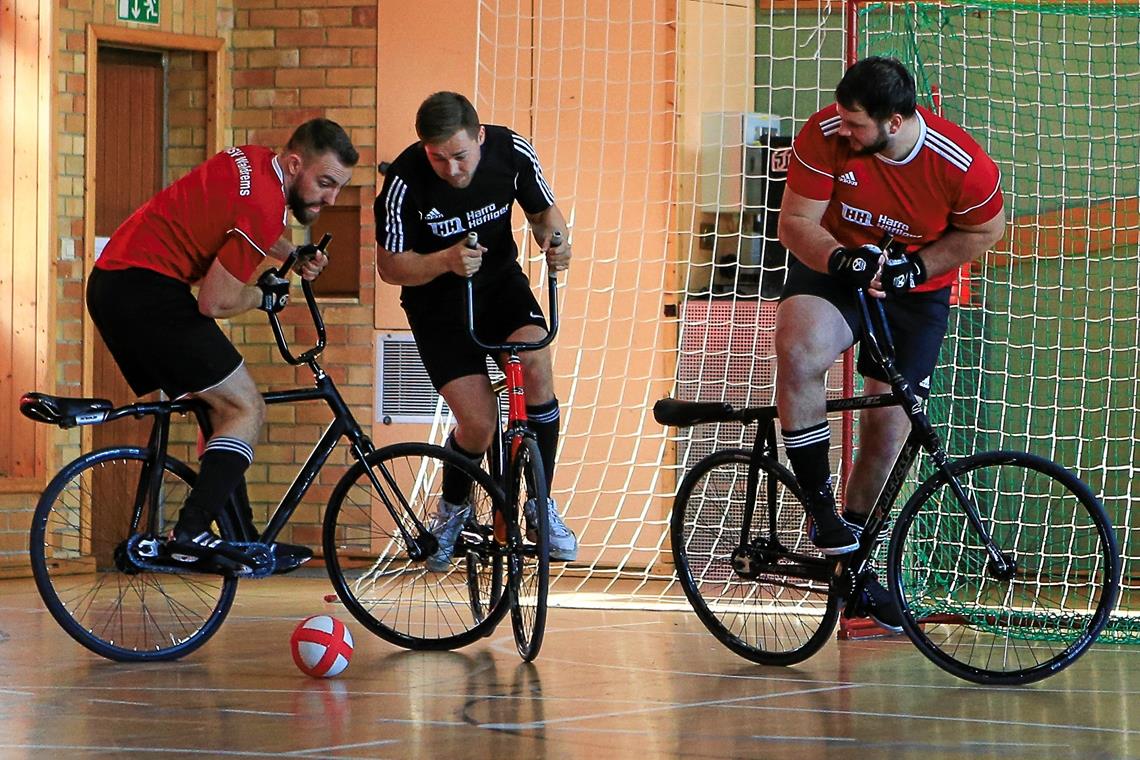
[780,259,951,398]
[404,266,548,391]
[87,266,244,399]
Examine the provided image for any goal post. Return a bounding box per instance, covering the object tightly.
[453,0,1140,640]
[854,0,1140,640]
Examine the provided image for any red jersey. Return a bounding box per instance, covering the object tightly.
[787,105,1003,291]
[96,145,287,284]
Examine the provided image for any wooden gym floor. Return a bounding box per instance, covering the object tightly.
[0,573,1137,759]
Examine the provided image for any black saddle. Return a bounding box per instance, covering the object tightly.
[20,392,113,427]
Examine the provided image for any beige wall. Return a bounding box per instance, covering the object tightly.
[676,0,756,295]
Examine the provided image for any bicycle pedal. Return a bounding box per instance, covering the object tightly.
[227,541,276,578]
[123,534,271,578]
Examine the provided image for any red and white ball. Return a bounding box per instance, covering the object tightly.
[290,615,353,678]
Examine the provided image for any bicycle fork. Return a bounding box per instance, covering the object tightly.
[858,292,1016,581]
[493,354,529,545]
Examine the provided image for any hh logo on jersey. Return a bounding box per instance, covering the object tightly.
[841,203,873,227]
[427,217,465,237]
[838,171,858,186]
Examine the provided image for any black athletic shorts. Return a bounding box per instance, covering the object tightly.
[780,259,951,398]
[86,266,244,399]
[404,266,548,391]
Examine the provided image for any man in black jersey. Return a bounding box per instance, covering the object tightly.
[374,91,578,571]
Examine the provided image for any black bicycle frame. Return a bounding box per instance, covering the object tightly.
[726,288,1013,594]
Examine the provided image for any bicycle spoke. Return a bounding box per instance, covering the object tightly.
[671,450,838,666]
[30,450,236,661]
[892,451,1118,684]
[323,443,506,649]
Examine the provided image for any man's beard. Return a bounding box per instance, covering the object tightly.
[851,126,889,156]
[287,186,320,225]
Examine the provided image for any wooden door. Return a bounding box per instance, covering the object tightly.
[91,47,165,561]
[93,46,164,417]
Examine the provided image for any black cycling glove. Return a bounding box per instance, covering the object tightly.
[881,251,928,293]
[256,270,290,313]
[827,244,882,289]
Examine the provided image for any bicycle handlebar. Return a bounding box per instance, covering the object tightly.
[465,231,561,353]
[267,232,332,366]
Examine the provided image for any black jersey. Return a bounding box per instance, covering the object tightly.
[374,124,555,307]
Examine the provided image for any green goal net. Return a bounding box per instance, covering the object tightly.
[859,0,1140,641]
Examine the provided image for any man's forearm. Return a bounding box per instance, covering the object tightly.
[910,225,1001,279]
[778,214,842,273]
[377,249,452,286]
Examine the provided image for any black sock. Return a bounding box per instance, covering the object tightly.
[783,422,833,500]
[442,433,483,504]
[526,397,560,491]
[176,437,253,536]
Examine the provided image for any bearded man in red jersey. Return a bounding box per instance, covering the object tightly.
[775,57,1006,630]
[87,119,358,569]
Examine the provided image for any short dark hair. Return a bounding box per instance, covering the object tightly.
[415,92,480,144]
[286,118,359,167]
[835,56,917,120]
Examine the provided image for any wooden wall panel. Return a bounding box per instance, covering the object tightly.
[0,0,51,484]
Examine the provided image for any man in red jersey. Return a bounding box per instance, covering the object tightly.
[775,57,1005,629]
[87,119,358,570]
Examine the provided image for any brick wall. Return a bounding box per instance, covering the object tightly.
[0,5,236,568]
[227,0,378,548]
[2,0,377,568]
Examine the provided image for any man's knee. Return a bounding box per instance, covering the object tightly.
[521,359,555,402]
[775,337,834,385]
[453,417,497,453]
[201,370,265,428]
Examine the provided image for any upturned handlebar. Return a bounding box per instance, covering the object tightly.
[465,230,561,353]
[267,232,331,366]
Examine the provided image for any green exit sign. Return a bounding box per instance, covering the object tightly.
[118,0,160,24]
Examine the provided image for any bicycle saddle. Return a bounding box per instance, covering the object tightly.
[20,392,113,427]
[653,398,733,427]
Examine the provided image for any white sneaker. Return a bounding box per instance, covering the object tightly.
[424,499,470,572]
[524,497,578,562]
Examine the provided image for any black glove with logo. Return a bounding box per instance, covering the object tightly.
[881,250,928,293]
[827,244,882,289]
[256,269,290,313]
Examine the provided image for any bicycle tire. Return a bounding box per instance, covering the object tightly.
[29,447,238,662]
[888,450,1120,685]
[671,449,839,665]
[322,442,509,650]
[507,435,549,662]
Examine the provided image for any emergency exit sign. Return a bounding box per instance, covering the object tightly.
[118,0,159,24]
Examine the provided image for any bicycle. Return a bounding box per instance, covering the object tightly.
[21,235,512,661]
[655,287,1120,685]
[455,229,562,661]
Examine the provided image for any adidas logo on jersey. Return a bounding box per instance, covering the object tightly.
[838,171,858,186]
[424,208,444,220]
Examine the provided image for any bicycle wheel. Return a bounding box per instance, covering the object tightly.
[507,435,549,662]
[28,447,238,662]
[671,449,839,665]
[322,442,508,650]
[888,450,1120,685]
